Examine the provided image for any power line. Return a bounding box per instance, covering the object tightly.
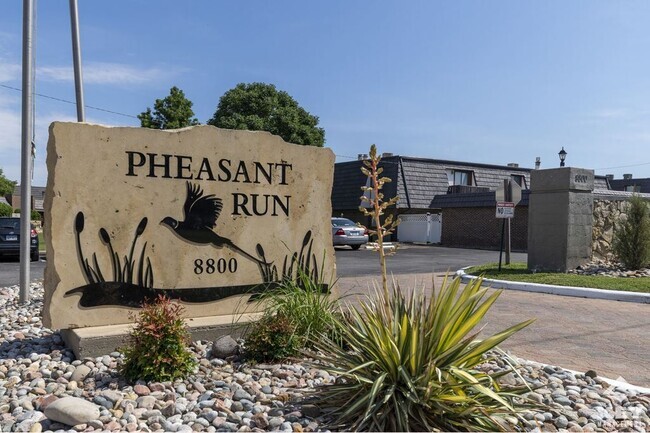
[5,82,645,171]
[0,83,138,119]
[595,161,650,171]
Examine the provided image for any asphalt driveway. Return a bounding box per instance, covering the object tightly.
[334,244,527,278]
[0,245,523,286]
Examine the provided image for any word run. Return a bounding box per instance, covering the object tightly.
[125,151,292,217]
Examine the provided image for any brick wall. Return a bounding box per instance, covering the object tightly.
[441,206,528,251]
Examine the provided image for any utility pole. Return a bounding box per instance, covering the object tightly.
[69,0,85,121]
[19,0,36,304]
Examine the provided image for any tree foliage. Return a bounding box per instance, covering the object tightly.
[138,86,199,130]
[0,203,11,217]
[613,196,650,270]
[0,169,16,197]
[208,82,325,147]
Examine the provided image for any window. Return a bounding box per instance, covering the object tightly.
[449,169,474,186]
[511,174,527,189]
[624,185,640,192]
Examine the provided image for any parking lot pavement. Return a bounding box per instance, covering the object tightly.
[334,244,527,278]
[0,256,46,286]
[337,272,650,388]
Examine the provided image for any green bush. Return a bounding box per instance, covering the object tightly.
[244,268,342,362]
[243,313,300,362]
[120,295,197,382]
[0,203,11,217]
[8,208,41,220]
[613,196,650,270]
[262,270,342,346]
[309,276,535,432]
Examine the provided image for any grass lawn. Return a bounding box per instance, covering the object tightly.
[465,262,650,293]
[38,232,45,252]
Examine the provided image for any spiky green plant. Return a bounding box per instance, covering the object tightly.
[259,267,342,348]
[308,276,535,432]
[613,195,650,270]
[245,267,343,362]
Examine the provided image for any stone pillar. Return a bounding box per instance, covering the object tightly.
[528,167,594,272]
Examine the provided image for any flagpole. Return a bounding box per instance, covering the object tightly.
[19,0,36,304]
[69,0,85,122]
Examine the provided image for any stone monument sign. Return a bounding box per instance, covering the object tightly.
[43,123,335,331]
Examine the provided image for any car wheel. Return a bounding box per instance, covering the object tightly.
[351,245,361,250]
[31,251,40,262]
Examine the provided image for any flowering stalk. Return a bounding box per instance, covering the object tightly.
[359,145,400,301]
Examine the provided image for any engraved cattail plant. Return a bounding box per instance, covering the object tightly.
[73,212,154,289]
[75,212,94,284]
[255,231,320,287]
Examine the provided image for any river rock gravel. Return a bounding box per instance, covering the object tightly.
[0,282,648,432]
[569,259,650,278]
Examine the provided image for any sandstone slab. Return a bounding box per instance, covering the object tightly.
[43,397,100,426]
[43,123,336,330]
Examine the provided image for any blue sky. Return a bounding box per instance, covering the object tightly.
[2,1,650,187]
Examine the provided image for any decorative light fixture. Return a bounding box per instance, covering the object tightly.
[558,147,567,167]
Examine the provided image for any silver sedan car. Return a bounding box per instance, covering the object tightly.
[331,217,368,250]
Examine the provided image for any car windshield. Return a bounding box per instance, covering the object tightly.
[332,218,357,227]
[0,219,20,230]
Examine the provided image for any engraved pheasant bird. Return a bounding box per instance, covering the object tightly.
[161,182,268,266]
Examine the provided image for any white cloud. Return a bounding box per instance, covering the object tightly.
[38,62,186,86]
[590,108,629,119]
[0,62,20,83]
[0,107,20,152]
[586,108,650,121]
[0,100,22,183]
[611,132,650,144]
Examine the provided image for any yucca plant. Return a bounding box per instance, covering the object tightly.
[308,275,535,432]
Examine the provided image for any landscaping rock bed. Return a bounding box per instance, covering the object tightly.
[0,282,648,432]
[570,260,650,278]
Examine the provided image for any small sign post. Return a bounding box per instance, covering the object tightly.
[496,179,521,270]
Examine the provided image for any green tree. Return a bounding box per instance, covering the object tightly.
[0,203,12,217]
[613,196,650,270]
[208,82,325,147]
[0,168,16,197]
[138,86,199,129]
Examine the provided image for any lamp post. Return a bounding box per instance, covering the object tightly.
[558,147,567,167]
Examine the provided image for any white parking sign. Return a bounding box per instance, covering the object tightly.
[496,201,515,218]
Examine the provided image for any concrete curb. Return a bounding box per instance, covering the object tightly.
[455,268,650,304]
